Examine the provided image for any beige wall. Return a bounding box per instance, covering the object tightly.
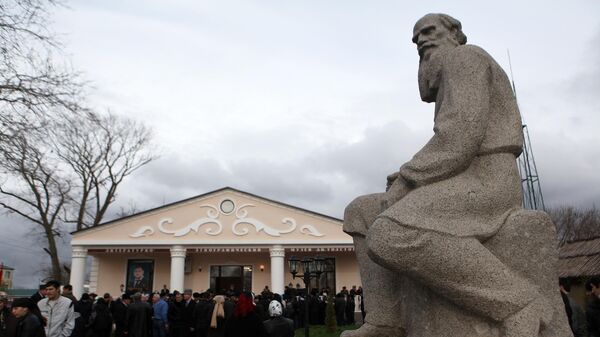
[73,189,351,247]
[332,252,362,291]
[93,252,171,296]
[92,250,359,296]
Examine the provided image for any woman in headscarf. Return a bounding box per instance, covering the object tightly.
[207,296,226,337]
[263,300,294,337]
[224,293,266,337]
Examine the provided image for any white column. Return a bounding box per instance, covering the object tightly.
[69,246,87,298]
[269,245,285,295]
[88,256,99,294]
[170,245,186,292]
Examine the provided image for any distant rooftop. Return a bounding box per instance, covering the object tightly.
[4,289,37,297]
[558,237,600,278]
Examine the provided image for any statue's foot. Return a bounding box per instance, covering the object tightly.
[502,301,541,337]
[340,323,403,337]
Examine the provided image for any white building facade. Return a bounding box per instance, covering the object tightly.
[70,187,360,298]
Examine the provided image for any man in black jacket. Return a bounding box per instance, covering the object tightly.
[27,286,45,326]
[9,299,44,337]
[561,279,587,337]
[182,290,195,337]
[587,277,600,337]
[168,292,186,337]
[125,293,152,337]
[193,293,212,337]
[334,293,346,326]
[29,287,46,305]
[111,294,130,337]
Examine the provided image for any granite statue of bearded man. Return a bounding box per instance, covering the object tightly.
[342,13,571,337]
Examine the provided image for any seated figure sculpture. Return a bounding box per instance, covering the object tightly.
[342,14,571,337]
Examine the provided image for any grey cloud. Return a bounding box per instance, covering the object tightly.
[114,120,429,219]
[566,28,600,110]
[534,131,600,209]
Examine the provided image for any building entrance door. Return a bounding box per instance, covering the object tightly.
[210,265,253,293]
[216,276,243,293]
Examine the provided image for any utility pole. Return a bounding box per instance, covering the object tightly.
[507,50,546,211]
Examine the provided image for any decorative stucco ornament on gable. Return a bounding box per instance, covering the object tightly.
[128,198,325,238]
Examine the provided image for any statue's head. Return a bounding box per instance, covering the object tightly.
[413,13,467,102]
[412,13,467,60]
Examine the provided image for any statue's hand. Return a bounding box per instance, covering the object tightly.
[382,175,411,210]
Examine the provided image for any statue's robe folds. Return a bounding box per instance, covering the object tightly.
[345,45,525,239]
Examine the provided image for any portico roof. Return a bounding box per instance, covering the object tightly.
[71,187,351,247]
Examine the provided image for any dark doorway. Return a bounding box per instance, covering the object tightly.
[210,265,253,293]
[216,276,243,293]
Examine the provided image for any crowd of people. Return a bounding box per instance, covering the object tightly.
[5,277,600,337]
[0,281,364,337]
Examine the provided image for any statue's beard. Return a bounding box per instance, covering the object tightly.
[418,51,443,103]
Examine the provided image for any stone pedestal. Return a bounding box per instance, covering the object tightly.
[384,210,571,337]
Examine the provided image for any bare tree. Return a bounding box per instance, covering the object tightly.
[0,0,82,138]
[549,205,600,246]
[0,111,156,282]
[54,112,156,230]
[0,129,70,281]
[0,1,157,281]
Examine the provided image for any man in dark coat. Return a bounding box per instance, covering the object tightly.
[308,292,320,325]
[29,287,46,305]
[334,293,346,326]
[124,293,151,337]
[168,292,186,337]
[9,299,44,337]
[71,293,91,337]
[292,297,303,329]
[561,280,587,337]
[193,293,212,337]
[111,294,130,337]
[61,286,77,304]
[344,294,355,325]
[587,277,600,337]
[28,286,45,326]
[182,290,196,337]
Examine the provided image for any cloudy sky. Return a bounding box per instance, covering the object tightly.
[2,0,599,287]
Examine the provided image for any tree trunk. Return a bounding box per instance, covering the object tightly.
[43,224,63,282]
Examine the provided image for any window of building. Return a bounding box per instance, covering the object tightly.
[309,257,336,294]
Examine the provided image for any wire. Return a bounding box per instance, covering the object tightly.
[0,240,48,255]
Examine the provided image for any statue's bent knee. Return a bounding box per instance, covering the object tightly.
[343,196,365,221]
[366,217,430,271]
[344,194,384,237]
